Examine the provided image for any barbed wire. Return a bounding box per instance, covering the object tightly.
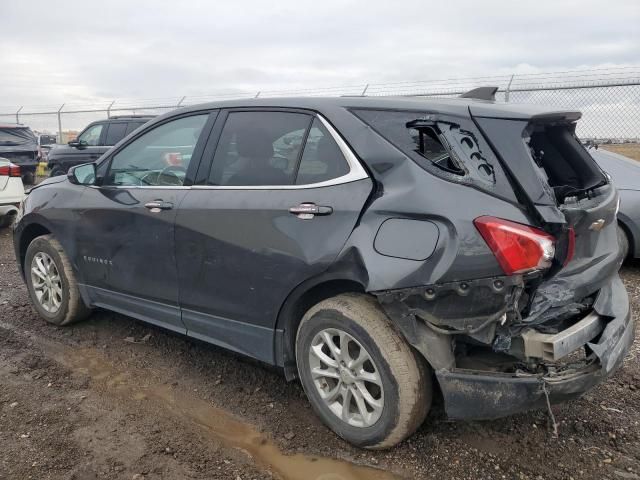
[0,67,638,141]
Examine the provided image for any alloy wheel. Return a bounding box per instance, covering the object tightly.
[308,328,384,428]
[30,252,63,314]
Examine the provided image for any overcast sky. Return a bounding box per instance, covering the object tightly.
[1,0,639,111]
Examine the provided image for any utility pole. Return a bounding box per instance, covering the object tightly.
[57,104,65,144]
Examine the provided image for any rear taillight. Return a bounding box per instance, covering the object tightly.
[563,227,576,266]
[474,216,556,275]
[0,164,21,177]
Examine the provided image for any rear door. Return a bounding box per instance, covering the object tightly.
[174,109,372,363]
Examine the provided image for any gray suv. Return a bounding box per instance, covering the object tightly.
[47,115,153,176]
[13,95,634,448]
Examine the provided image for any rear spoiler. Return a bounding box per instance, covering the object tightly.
[460,86,498,101]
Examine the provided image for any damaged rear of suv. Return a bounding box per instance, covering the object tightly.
[357,97,633,423]
[13,94,634,449]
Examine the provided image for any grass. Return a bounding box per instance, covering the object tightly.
[602,143,640,161]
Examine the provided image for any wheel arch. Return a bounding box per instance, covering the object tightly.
[17,222,52,276]
[274,273,367,380]
[617,216,636,258]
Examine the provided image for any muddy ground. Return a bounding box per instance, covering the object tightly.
[0,228,639,480]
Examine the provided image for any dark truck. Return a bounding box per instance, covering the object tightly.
[0,124,39,184]
[47,115,153,176]
[13,92,634,448]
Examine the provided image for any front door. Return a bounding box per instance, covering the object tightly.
[75,113,211,333]
[175,110,372,362]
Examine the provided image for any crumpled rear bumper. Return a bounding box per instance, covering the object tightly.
[437,274,635,420]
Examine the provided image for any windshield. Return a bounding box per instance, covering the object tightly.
[0,127,37,147]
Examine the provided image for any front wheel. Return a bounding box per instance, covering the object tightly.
[618,224,630,261]
[25,235,91,325]
[296,293,431,449]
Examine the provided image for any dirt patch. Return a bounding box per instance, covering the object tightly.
[0,227,639,479]
[602,143,640,161]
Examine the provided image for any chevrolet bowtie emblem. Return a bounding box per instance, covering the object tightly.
[589,219,606,231]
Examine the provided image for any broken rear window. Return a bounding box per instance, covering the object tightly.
[352,109,517,202]
[526,123,607,203]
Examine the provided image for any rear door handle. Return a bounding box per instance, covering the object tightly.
[145,200,174,212]
[289,203,333,219]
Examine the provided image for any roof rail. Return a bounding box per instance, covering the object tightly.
[109,114,155,119]
[459,86,498,101]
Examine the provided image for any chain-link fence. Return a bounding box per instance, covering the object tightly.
[1,67,638,142]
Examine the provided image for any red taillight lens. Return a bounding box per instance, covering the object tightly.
[563,227,575,266]
[0,164,21,177]
[474,216,556,275]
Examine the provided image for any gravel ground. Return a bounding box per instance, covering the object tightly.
[0,227,639,480]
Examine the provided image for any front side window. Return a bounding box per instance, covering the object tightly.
[104,114,208,187]
[78,124,104,146]
[208,111,311,186]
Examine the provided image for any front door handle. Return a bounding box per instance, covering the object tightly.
[145,200,174,212]
[289,203,333,219]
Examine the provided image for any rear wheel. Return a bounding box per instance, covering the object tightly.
[25,235,91,326]
[296,293,431,449]
[0,213,15,229]
[22,172,35,185]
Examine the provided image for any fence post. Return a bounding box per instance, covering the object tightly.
[505,74,515,102]
[16,106,23,125]
[106,100,115,118]
[57,104,65,144]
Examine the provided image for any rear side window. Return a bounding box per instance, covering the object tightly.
[104,122,127,146]
[208,111,312,186]
[352,109,516,201]
[296,119,350,185]
[125,121,146,136]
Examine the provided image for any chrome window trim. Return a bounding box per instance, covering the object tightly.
[92,114,369,191]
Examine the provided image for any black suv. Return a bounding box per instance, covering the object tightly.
[13,95,634,448]
[0,124,39,184]
[47,115,153,176]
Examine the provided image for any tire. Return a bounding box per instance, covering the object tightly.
[0,214,14,229]
[25,235,91,326]
[296,293,431,449]
[22,172,35,185]
[618,224,630,261]
[50,167,65,177]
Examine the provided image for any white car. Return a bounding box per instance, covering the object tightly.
[0,157,25,228]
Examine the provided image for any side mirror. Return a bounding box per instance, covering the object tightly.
[68,163,97,185]
[68,139,88,149]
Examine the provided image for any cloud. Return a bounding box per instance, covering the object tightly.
[0,0,638,131]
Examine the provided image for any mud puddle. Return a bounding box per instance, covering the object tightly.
[57,347,399,480]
